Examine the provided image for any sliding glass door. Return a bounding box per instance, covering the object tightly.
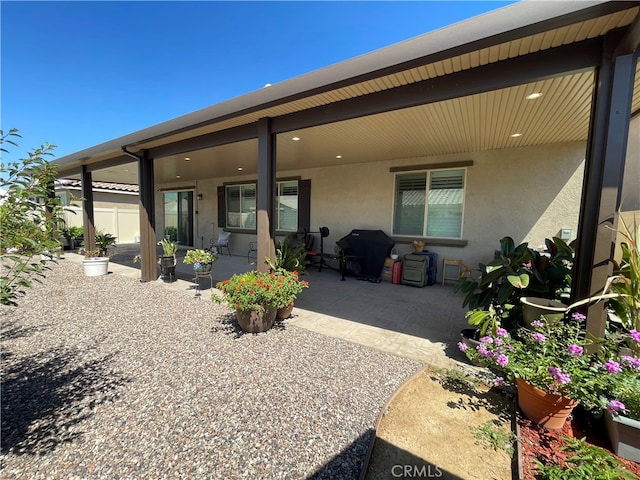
[163,191,194,246]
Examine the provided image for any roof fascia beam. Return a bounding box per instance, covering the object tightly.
[614,10,640,56]
[273,37,602,134]
[148,122,258,159]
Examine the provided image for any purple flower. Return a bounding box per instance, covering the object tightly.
[497,354,509,367]
[532,333,547,342]
[630,329,640,343]
[604,360,622,374]
[479,336,494,344]
[457,341,468,352]
[621,355,640,371]
[476,344,489,356]
[548,367,570,384]
[572,312,586,322]
[567,344,583,356]
[531,320,544,328]
[495,377,505,386]
[496,328,508,338]
[606,399,627,415]
[494,337,503,346]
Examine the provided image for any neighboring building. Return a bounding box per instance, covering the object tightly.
[52,0,639,324]
[56,179,140,244]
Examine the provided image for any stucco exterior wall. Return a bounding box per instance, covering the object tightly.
[298,141,586,274]
[156,141,587,278]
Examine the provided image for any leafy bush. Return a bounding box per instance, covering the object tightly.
[1,129,63,305]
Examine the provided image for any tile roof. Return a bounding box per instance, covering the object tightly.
[57,178,139,193]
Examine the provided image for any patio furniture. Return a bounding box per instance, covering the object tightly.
[212,231,231,256]
[441,258,472,285]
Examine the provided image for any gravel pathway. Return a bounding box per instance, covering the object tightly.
[1,262,421,479]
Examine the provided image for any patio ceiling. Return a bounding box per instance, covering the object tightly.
[57,2,640,185]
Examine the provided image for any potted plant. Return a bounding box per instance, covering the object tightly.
[455,236,574,330]
[94,231,117,257]
[157,238,178,281]
[458,313,625,430]
[602,345,640,461]
[81,231,116,276]
[213,270,282,333]
[183,248,216,272]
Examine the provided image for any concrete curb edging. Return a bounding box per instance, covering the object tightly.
[358,366,524,480]
[357,365,429,480]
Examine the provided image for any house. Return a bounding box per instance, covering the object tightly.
[53,1,639,338]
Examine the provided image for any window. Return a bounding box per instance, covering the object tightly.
[275,181,298,232]
[224,180,303,232]
[393,169,465,238]
[226,184,256,229]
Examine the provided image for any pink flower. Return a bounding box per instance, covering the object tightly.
[479,336,493,344]
[531,320,544,328]
[457,341,468,352]
[621,355,640,371]
[497,354,509,367]
[476,344,489,356]
[496,328,508,338]
[494,377,505,386]
[567,344,583,356]
[604,360,622,374]
[532,332,546,342]
[572,312,586,322]
[606,399,626,415]
[630,329,640,343]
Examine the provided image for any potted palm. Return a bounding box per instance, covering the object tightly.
[157,238,178,281]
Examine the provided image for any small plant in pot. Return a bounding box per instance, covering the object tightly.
[157,238,178,281]
[80,231,116,277]
[183,248,216,272]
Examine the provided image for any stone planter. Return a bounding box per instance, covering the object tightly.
[516,378,576,430]
[82,257,109,277]
[236,306,277,333]
[605,410,640,462]
[277,303,294,319]
[521,297,568,327]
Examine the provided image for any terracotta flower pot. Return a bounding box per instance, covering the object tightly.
[235,306,277,333]
[516,378,577,430]
[277,303,294,319]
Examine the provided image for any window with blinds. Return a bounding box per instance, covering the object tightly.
[393,169,465,238]
[226,180,299,232]
[276,181,298,232]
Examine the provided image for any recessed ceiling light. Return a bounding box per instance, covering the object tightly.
[292,136,300,141]
[526,92,543,100]
[510,133,523,138]
[184,157,191,161]
[176,175,181,178]
[237,167,243,171]
[336,155,342,159]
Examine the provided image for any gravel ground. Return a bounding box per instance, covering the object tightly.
[1,262,421,479]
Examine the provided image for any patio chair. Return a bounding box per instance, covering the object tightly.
[212,231,231,256]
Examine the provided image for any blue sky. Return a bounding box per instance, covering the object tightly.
[2,1,516,162]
